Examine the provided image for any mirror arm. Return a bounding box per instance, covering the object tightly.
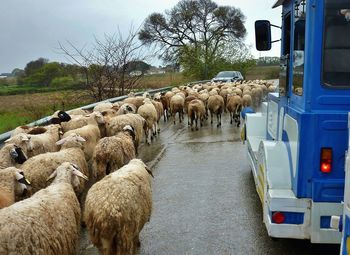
[272,39,281,44]
[271,24,282,29]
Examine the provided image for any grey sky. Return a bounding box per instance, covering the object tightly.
[0,0,281,73]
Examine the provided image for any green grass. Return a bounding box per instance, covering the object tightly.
[245,65,279,80]
[0,84,82,96]
[0,112,33,134]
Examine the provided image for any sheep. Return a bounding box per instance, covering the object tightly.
[123,96,145,111]
[21,134,89,197]
[0,167,30,209]
[50,110,72,124]
[11,125,34,137]
[92,125,136,181]
[105,113,145,153]
[0,144,27,169]
[188,99,206,131]
[5,124,62,158]
[116,103,137,115]
[154,93,167,122]
[170,94,185,125]
[252,87,263,106]
[93,102,113,112]
[152,100,164,133]
[61,111,105,133]
[0,162,87,255]
[184,95,197,116]
[137,98,158,145]
[242,94,253,108]
[84,158,153,255]
[219,88,232,113]
[68,108,91,116]
[207,95,225,127]
[62,124,101,161]
[227,95,242,127]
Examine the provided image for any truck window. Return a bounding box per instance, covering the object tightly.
[279,13,291,96]
[322,0,350,87]
[293,1,306,96]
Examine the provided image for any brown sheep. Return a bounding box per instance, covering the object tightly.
[207,95,225,127]
[170,94,185,125]
[188,99,206,131]
[227,95,242,127]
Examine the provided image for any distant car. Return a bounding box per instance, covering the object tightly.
[211,71,244,83]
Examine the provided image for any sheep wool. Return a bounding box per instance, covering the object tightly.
[0,162,85,255]
[85,159,153,255]
[92,126,136,180]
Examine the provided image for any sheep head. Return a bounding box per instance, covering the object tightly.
[56,133,86,149]
[47,162,88,189]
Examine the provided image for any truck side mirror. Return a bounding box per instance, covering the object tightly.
[255,20,272,51]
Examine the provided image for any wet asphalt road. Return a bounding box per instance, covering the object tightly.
[80,113,340,255]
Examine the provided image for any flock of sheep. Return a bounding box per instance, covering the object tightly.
[0,79,275,255]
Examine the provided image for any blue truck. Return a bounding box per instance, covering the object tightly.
[246,0,350,243]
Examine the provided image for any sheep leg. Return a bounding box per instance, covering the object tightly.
[173,112,176,125]
[195,113,199,130]
[101,237,113,255]
[179,111,182,123]
[230,112,233,125]
[210,111,213,124]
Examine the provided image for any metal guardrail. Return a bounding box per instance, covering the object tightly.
[0,80,211,145]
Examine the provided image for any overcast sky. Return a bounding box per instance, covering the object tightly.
[0,0,281,73]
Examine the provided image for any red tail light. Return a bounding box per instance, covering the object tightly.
[272,211,285,224]
[320,148,332,173]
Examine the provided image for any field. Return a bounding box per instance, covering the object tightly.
[0,90,93,134]
[245,65,279,80]
[0,66,278,134]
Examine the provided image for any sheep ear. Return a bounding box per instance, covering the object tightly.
[46,170,57,181]
[21,135,30,142]
[72,168,88,181]
[145,166,154,178]
[77,136,86,142]
[4,138,11,143]
[56,137,67,146]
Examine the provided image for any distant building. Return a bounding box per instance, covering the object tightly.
[129,70,143,77]
[146,67,166,75]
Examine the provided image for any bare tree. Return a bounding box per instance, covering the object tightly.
[58,26,150,101]
[139,0,247,79]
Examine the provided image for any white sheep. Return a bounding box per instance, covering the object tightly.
[207,95,225,127]
[62,124,101,161]
[93,102,113,112]
[0,167,30,209]
[92,125,136,180]
[84,158,153,255]
[0,144,27,169]
[105,113,145,153]
[0,162,87,255]
[116,103,137,115]
[21,133,89,197]
[5,124,62,158]
[61,112,105,133]
[137,98,158,145]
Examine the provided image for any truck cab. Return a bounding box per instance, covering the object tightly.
[246,0,350,243]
